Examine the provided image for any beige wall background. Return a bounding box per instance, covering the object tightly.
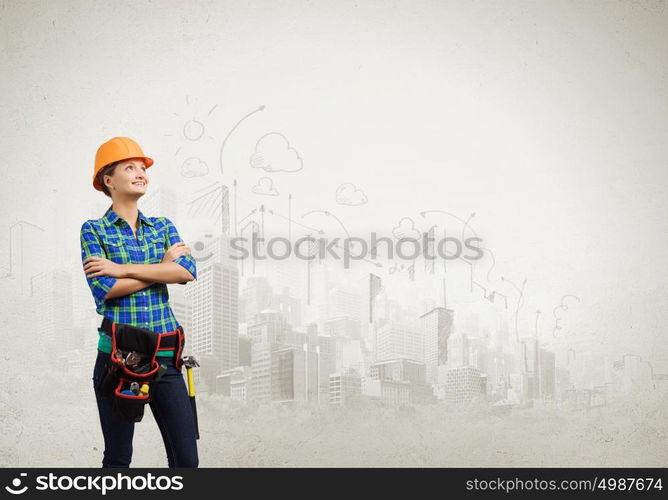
[1,0,667,466]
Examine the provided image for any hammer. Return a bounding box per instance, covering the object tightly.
[182,356,200,440]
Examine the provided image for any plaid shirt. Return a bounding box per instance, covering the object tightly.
[80,206,197,353]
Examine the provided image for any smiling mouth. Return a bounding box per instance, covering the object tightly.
[132,182,146,186]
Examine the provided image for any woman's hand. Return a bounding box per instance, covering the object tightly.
[83,256,128,279]
[162,241,192,263]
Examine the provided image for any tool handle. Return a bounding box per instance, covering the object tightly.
[190,397,199,440]
[186,367,196,397]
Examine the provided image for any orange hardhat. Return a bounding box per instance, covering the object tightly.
[93,137,154,191]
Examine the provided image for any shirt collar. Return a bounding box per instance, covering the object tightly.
[102,206,154,227]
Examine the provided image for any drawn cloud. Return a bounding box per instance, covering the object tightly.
[392,217,421,240]
[249,133,303,173]
[336,183,367,205]
[181,157,209,178]
[252,177,279,196]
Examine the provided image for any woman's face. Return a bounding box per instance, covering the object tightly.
[104,158,149,197]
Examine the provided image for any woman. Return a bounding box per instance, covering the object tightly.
[80,136,199,468]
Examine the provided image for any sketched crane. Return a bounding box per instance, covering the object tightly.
[0,220,45,280]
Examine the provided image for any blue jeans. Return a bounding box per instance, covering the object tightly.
[92,349,199,468]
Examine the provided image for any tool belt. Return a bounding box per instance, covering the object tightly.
[97,317,185,422]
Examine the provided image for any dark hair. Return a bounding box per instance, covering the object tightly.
[96,161,121,198]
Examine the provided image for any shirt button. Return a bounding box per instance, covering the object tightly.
[144,307,148,310]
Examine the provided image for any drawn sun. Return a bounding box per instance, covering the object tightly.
[165,95,217,158]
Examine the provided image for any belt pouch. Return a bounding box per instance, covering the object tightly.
[104,322,162,423]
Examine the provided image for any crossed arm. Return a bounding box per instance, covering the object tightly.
[103,262,195,300]
[80,219,197,303]
[105,276,154,300]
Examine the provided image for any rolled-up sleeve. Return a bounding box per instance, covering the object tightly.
[80,221,118,306]
[163,217,197,284]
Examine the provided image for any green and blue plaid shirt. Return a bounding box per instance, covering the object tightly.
[80,206,197,356]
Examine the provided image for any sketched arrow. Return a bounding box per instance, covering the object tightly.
[420,209,478,242]
[268,209,324,233]
[302,209,351,239]
[220,105,265,176]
